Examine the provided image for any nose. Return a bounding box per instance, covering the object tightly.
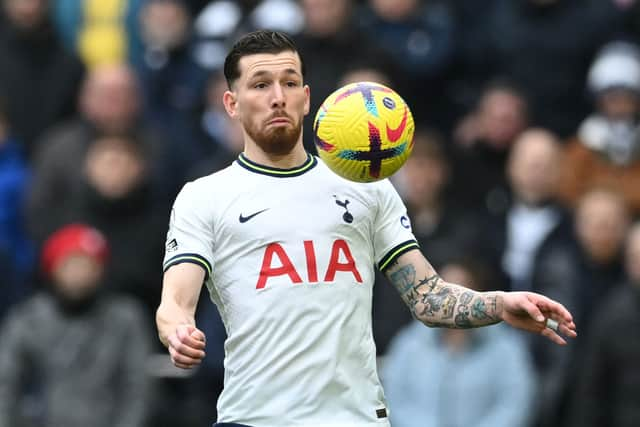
[271,83,286,109]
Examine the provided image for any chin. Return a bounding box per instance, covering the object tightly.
[252,126,302,155]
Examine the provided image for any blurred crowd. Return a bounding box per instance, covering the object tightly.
[0,0,639,426]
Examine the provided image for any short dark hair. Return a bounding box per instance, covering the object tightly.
[223,30,304,89]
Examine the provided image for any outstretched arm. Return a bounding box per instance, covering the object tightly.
[384,249,577,345]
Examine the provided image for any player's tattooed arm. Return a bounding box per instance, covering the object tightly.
[385,250,503,328]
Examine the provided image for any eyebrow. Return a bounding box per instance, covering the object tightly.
[248,68,300,79]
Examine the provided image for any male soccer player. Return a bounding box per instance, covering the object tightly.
[156,30,577,427]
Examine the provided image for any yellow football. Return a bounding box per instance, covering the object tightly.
[313,81,415,182]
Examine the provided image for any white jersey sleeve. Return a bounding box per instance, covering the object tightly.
[163,181,214,278]
[372,179,420,272]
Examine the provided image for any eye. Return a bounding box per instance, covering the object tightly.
[254,82,268,89]
[286,81,298,88]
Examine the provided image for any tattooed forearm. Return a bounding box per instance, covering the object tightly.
[386,256,503,328]
[416,277,501,328]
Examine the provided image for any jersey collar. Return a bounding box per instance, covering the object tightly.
[236,152,317,178]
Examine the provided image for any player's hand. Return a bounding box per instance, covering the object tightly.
[500,291,577,345]
[167,324,206,369]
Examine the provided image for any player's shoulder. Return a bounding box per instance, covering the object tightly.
[177,162,241,199]
[190,162,239,186]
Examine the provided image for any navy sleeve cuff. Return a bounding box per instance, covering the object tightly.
[163,253,212,280]
[378,240,420,272]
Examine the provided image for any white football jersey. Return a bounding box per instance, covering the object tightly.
[164,153,419,427]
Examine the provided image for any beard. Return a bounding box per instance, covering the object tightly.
[245,113,303,156]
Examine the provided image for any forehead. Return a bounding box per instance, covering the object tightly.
[579,192,625,217]
[630,225,640,245]
[237,51,302,79]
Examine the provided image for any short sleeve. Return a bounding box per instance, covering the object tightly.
[163,182,214,279]
[372,180,419,272]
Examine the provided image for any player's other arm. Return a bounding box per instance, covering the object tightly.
[384,249,577,345]
[156,263,207,369]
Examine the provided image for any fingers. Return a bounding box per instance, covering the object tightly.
[540,326,567,345]
[544,314,577,339]
[189,328,206,343]
[520,297,546,323]
[526,293,578,341]
[169,325,207,369]
[169,345,203,368]
[560,321,577,338]
[533,294,574,324]
[177,326,206,349]
[503,292,578,346]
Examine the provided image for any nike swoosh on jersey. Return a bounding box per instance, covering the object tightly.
[239,208,270,223]
[386,106,408,142]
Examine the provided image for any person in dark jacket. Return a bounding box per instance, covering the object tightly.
[529,187,630,427]
[566,222,640,427]
[493,0,622,136]
[64,134,167,321]
[0,224,153,427]
[478,128,571,293]
[0,0,84,156]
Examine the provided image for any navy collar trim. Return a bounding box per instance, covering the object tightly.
[236,153,317,177]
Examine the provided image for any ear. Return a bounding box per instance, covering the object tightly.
[223,90,238,119]
[303,84,310,116]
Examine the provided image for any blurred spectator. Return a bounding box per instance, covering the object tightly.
[566,221,640,427]
[620,0,640,43]
[530,187,630,427]
[338,61,394,88]
[0,224,153,427]
[480,128,570,292]
[357,0,455,127]
[27,63,175,244]
[382,259,535,427]
[451,79,529,212]
[191,0,303,72]
[191,0,245,71]
[395,129,477,270]
[0,0,84,156]
[31,135,167,318]
[137,0,209,128]
[187,71,244,179]
[0,99,33,320]
[473,0,622,137]
[444,0,501,129]
[52,0,145,68]
[558,40,640,214]
[77,135,166,316]
[294,0,387,152]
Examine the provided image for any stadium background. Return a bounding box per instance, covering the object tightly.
[0,0,639,426]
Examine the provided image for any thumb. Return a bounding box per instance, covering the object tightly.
[190,328,206,343]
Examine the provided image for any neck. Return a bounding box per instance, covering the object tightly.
[243,141,308,168]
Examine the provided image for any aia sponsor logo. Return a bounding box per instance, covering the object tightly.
[256,239,362,289]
